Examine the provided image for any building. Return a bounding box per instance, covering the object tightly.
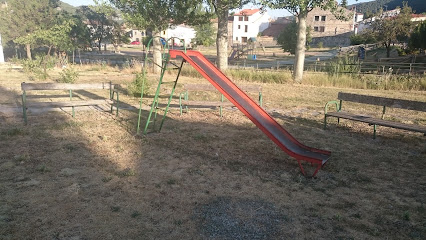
[232,8,270,43]
[128,29,147,43]
[355,10,426,35]
[305,7,355,47]
[306,7,354,38]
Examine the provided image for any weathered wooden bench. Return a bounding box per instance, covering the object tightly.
[179,83,263,117]
[324,92,426,138]
[21,82,119,124]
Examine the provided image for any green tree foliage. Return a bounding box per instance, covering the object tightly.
[351,0,425,17]
[110,22,131,53]
[0,0,60,59]
[277,20,311,54]
[193,23,216,46]
[110,0,209,73]
[14,20,76,55]
[409,21,426,50]
[261,0,348,83]
[341,0,347,9]
[79,0,119,51]
[369,4,413,57]
[349,33,376,45]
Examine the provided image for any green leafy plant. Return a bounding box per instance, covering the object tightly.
[58,67,79,83]
[127,72,150,97]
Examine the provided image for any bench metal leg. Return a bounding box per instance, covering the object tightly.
[373,124,377,139]
[22,91,27,125]
[323,115,327,129]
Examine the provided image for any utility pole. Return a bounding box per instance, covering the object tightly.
[0,33,4,63]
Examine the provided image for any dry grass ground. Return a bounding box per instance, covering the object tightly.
[0,64,425,239]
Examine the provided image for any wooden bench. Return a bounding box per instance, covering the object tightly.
[179,83,263,117]
[324,92,426,138]
[21,82,119,124]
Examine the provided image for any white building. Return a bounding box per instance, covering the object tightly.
[232,8,270,43]
[163,24,196,47]
[0,34,4,63]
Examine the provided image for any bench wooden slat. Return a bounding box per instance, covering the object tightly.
[22,82,114,91]
[25,99,113,108]
[338,92,426,112]
[184,84,261,92]
[326,112,426,133]
[181,100,234,107]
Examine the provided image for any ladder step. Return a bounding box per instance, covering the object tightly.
[161,81,177,84]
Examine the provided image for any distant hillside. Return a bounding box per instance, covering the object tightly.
[350,0,426,15]
[59,1,77,14]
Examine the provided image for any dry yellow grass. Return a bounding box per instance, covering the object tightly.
[0,64,425,239]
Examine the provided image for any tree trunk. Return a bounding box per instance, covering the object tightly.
[152,30,162,74]
[293,11,308,83]
[385,41,391,58]
[26,44,32,60]
[216,3,228,70]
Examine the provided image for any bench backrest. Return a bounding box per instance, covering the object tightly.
[184,83,261,93]
[22,82,114,91]
[338,92,426,112]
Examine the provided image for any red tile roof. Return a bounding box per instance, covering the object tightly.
[234,9,260,16]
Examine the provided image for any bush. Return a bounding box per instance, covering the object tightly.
[128,72,150,97]
[326,56,360,76]
[21,55,57,80]
[317,42,324,48]
[58,67,79,83]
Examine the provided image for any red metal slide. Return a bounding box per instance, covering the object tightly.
[169,50,331,177]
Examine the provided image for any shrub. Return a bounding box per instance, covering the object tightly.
[326,56,360,76]
[58,67,79,83]
[128,72,150,97]
[317,42,324,48]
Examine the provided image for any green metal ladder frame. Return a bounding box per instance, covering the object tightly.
[136,37,186,135]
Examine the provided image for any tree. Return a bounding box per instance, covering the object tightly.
[0,0,60,59]
[205,0,251,70]
[260,0,346,83]
[110,22,131,53]
[14,20,75,56]
[79,0,118,51]
[341,0,347,8]
[369,4,413,57]
[277,20,311,54]
[111,0,209,73]
[409,21,426,50]
[193,22,216,47]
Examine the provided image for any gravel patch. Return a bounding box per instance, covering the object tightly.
[193,196,288,240]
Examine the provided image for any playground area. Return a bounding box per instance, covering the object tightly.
[0,51,425,239]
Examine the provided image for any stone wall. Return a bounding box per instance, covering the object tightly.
[311,32,352,47]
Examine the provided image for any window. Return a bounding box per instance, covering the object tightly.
[321,16,326,21]
[244,16,248,21]
[319,26,325,32]
[238,25,240,29]
[315,16,319,21]
[239,16,243,21]
[242,37,247,43]
[314,26,319,32]
[245,25,248,32]
[236,37,238,41]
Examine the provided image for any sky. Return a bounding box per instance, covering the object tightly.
[61,0,374,18]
